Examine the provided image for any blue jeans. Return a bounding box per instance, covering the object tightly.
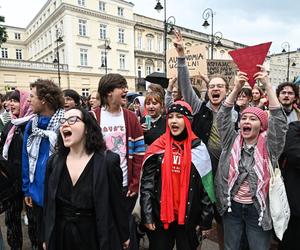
[223,201,272,250]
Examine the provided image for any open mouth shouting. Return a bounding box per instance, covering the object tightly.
[62,129,72,140]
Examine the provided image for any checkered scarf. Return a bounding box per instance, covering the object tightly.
[26,108,64,183]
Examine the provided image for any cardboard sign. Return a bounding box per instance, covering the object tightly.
[207,59,237,86]
[167,44,207,78]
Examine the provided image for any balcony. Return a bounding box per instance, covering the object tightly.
[0,58,68,72]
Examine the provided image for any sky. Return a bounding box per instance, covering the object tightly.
[1,0,299,54]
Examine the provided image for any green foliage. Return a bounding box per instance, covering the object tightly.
[0,16,8,46]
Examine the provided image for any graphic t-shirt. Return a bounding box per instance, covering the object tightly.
[100,107,128,187]
[171,145,183,216]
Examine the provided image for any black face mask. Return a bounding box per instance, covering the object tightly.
[172,127,188,142]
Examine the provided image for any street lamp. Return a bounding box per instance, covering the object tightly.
[281,42,291,82]
[101,38,111,75]
[53,28,63,87]
[202,8,222,60]
[154,0,176,76]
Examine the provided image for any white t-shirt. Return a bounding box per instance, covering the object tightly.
[100,107,128,187]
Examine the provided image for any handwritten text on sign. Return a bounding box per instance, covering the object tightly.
[166,44,207,78]
[207,59,237,86]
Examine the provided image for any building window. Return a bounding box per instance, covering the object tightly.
[14,33,21,40]
[78,19,87,36]
[119,54,125,69]
[157,36,162,53]
[80,48,88,66]
[146,65,152,75]
[137,33,142,50]
[147,37,153,51]
[99,24,107,40]
[1,48,8,59]
[16,49,23,60]
[78,0,85,6]
[82,88,89,97]
[118,28,124,43]
[101,51,106,66]
[117,7,124,16]
[99,1,106,11]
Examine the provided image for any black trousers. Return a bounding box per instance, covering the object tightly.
[146,222,199,250]
[122,187,138,250]
[279,215,300,250]
[5,193,23,249]
[26,202,43,250]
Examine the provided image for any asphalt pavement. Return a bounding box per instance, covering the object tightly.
[0,213,219,250]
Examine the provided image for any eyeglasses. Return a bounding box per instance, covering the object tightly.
[59,116,83,125]
[280,91,295,96]
[208,84,226,89]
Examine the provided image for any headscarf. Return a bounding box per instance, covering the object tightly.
[143,101,197,229]
[2,90,34,160]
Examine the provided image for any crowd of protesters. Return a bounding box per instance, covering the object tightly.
[0,30,299,250]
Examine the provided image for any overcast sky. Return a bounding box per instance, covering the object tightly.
[1,0,299,53]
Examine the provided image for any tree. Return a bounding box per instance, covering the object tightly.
[0,16,8,47]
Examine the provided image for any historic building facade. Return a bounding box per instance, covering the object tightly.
[1,0,247,95]
[268,49,300,87]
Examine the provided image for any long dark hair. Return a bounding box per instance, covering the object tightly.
[57,107,106,155]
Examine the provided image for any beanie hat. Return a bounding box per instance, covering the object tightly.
[167,100,193,120]
[241,107,268,131]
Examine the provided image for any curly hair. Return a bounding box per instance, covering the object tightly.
[30,79,64,111]
[57,107,106,155]
[276,82,299,100]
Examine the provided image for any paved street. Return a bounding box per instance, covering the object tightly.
[0,213,219,250]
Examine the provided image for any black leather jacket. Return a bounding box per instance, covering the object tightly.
[140,139,214,230]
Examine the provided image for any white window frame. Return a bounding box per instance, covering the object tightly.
[99,1,106,12]
[137,33,142,50]
[99,24,107,40]
[117,7,124,16]
[78,0,85,6]
[101,50,106,66]
[1,48,8,59]
[78,19,87,36]
[82,88,89,97]
[80,48,88,66]
[147,37,153,51]
[14,33,21,40]
[16,49,23,60]
[146,65,152,75]
[118,28,124,43]
[119,54,125,69]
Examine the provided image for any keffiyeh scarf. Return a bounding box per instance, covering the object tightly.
[26,108,64,183]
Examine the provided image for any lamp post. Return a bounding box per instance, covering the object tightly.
[154,0,176,76]
[53,28,63,87]
[101,38,111,75]
[202,8,223,60]
[281,42,291,82]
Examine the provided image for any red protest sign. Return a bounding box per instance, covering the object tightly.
[228,42,272,87]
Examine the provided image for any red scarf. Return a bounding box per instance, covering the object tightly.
[143,115,197,229]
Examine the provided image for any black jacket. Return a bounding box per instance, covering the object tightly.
[43,150,129,250]
[140,139,213,230]
[0,122,26,202]
[280,121,300,217]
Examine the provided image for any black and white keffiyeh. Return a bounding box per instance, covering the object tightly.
[26,108,65,183]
